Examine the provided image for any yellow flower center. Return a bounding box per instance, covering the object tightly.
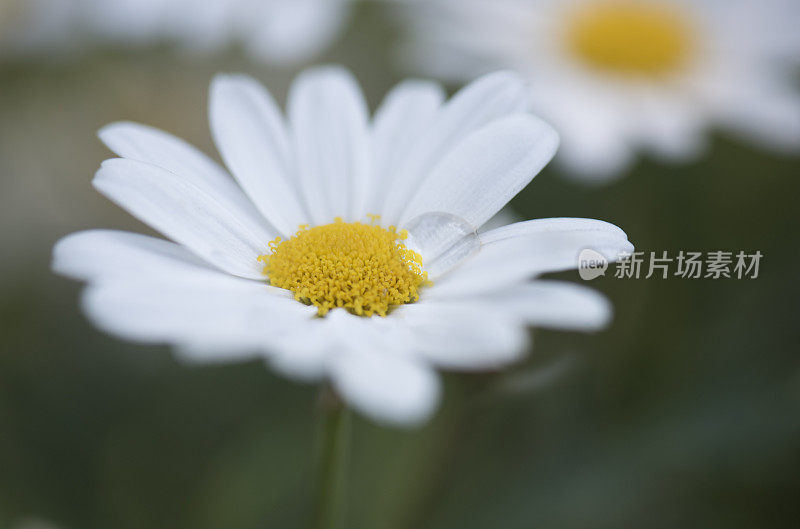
[565,2,694,76]
[259,217,427,317]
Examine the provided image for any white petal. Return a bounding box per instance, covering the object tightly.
[399,114,559,228]
[287,66,370,224]
[533,80,636,181]
[326,312,440,426]
[429,219,633,298]
[472,281,612,331]
[381,71,530,224]
[174,340,264,365]
[632,90,707,161]
[394,303,529,371]
[241,0,351,65]
[331,350,440,427]
[52,229,218,283]
[369,79,445,215]
[267,316,340,381]
[479,217,630,245]
[98,121,272,236]
[267,337,330,381]
[93,158,270,279]
[555,130,635,182]
[183,312,325,370]
[81,275,314,352]
[210,74,309,236]
[716,83,800,153]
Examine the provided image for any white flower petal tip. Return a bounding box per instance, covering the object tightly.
[79,277,314,349]
[97,120,171,153]
[466,70,531,110]
[379,69,536,225]
[96,119,272,224]
[311,310,441,426]
[492,281,613,332]
[400,114,560,228]
[393,304,530,371]
[480,217,633,255]
[51,229,214,283]
[331,352,441,427]
[429,218,633,299]
[92,158,270,280]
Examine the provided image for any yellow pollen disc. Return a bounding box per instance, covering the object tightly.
[565,2,694,75]
[259,218,428,317]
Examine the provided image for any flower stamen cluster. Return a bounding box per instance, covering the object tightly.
[566,2,694,75]
[260,217,427,317]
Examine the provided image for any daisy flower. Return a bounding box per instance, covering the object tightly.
[52,67,633,426]
[2,0,353,65]
[402,0,800,180]
[82,0,354,65]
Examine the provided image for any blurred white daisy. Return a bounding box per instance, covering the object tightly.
[83,0,354,65]
[53,67,633,426]
[2,0,353,65]
[403,0,800,180]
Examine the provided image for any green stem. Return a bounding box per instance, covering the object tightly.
[310,386,351,529]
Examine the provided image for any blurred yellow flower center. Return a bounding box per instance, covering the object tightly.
[566,2,693,75]
[259,217,427,317]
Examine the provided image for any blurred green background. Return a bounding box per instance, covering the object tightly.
[1,6,799,529]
